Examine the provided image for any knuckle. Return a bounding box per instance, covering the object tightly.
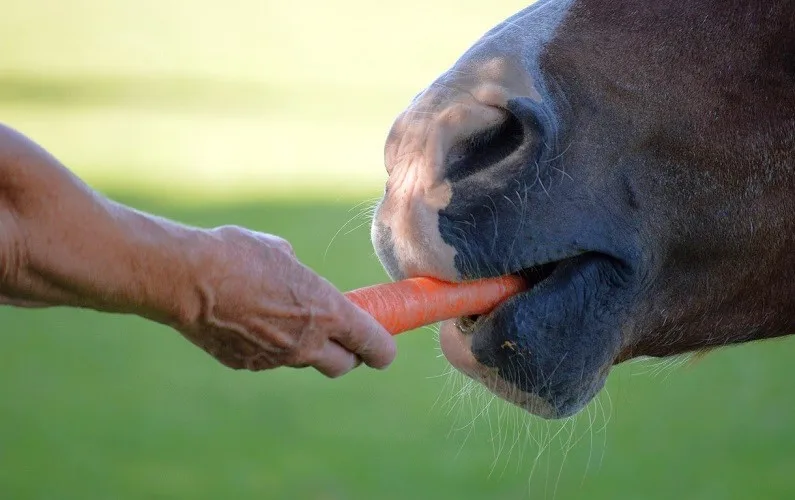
[272,237,294,256]
[211,224,245,239]
[271,242,296,262]
[285,346,312,367]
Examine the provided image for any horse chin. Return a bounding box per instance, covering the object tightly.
[439,320,560,419]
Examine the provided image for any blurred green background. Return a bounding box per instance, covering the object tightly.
[1,1,794,498]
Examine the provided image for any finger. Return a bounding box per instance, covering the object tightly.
[311,340,360,378]
[334,299,397,370]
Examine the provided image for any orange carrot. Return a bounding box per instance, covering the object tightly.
[344,275,527,335]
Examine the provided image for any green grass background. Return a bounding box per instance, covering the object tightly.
[1,1,794,499]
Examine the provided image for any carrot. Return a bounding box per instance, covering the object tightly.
[344,275,527,335]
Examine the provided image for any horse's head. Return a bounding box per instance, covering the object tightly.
[372,0,795,418]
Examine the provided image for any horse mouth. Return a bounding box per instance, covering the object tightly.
[441,251,626,419]
[452,259,566,335]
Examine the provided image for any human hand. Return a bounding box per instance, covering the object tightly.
[0,123,394,378]
[175,226,397,377]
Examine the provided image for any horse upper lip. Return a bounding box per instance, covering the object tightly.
[515,259,563,288]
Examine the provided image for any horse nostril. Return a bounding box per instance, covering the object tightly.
[443,111,525,182]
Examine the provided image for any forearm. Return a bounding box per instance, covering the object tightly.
[0,123,203,326]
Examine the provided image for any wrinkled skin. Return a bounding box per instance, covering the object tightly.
[175,226,397,376]
[0,123,396,378]
[372,0,795,418]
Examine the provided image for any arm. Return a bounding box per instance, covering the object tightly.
[0,123,204,322]
[0,123,396,376]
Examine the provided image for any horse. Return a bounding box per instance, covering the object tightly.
[371,0,795,419]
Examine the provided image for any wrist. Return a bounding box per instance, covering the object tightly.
[18,195,209,327]
[107,205,211,330]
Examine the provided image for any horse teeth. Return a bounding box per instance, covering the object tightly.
[455,315,479,334]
